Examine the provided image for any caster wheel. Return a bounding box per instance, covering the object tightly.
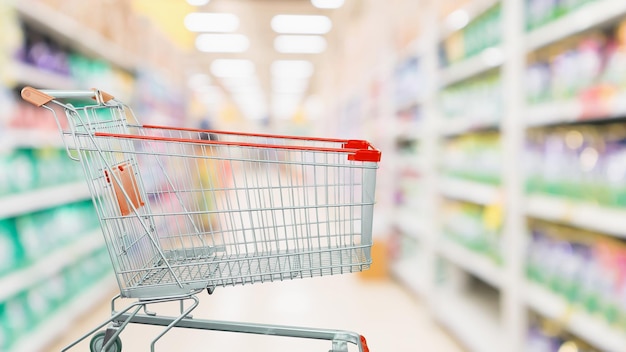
[89,331,122,352]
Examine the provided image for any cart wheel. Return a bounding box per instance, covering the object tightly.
[89,331,122,352]
[207,286,215,295]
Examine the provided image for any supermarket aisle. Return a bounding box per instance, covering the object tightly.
[49,275,463,352]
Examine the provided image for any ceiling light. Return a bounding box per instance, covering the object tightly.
[196,34,249,53]
[271,15,332,34]
[210,59,255,77]
[445,9,469,31]
[311,0,344,9]
[271,60,314,79]
[274,35,327,54]
[185,13,239,32]
[187,0,210,6]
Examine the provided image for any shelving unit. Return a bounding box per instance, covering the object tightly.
[440,177,501,206]
[526,282,626,352]
[526,194,626,238]
[433,285,502,352]
[525,0,626,52]
[9,0,137,71]
[0,230,103,302]
[386,0,626,351]
[0,182,90,219]
[437,239,503,289]
[0,1,187,350]
[439,54,501,87]
[10,275,116,352]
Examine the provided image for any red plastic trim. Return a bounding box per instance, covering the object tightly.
[360,335,370,352]
[94,130,381,162]
[143,124,349,143]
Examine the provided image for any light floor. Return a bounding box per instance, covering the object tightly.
[49,275,463,352]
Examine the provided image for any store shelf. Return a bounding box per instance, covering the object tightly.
[395,208,428,241]
[440,118,499,136]
[0,181,90,219]
[439,0,501,39]
[440,177,501,205]
[0,129,65,151]
[391,255,429,298]
[525,100,582,127]
[440,48,503,87]
[11,0,136,71]
[10,275,117,352]
[434,288,502,352]
[6,61,76,90]
[526,0,626,52]
[0,230,104,302]
[525,282,626,352]
[526,194,626,238]
[438,239,503,289]
[526,96,626,127]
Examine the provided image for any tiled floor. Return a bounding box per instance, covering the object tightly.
[49,275,463,351]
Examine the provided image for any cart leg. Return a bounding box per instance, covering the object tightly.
[62,300,142,352]
[149,295,199,352]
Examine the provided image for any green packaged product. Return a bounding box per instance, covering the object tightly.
[0,218,21,275]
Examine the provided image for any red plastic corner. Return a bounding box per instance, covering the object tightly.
[360,335,370,352]
[343,140,370,150]
[348,150,381,162]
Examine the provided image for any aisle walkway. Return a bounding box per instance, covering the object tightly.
[50,275,463,351]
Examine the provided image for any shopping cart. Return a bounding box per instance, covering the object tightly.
[21,87,381,352]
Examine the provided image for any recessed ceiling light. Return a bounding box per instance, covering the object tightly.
[311,0,344,9]
[185,13,239,32]
[187,0,210,6]
[271,60,314,79]
[271,15,332,34]
[196,34,249,53]
[274,35,327,54]
[210,59,255,77]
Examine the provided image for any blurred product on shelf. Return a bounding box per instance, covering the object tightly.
[443,131,501,184]
[440,71,501,127]
[0,245,110,351]
[393,137,422,207]
[527,18,626,119]
[15,201,98,264]
[526,314,599,352]
[0,219,21,276]
[525,0,597,31]
[527,220,626,328]
[394,56,426,111]
[526,123,626,206]
[441,3,501,66]
[442,199,503,265]
[0,146,83,196]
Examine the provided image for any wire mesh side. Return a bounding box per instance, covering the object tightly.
[72,125,376,298]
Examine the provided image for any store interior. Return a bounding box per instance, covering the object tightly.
[2,0,626,351]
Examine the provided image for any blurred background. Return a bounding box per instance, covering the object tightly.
[2,0,626,351]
